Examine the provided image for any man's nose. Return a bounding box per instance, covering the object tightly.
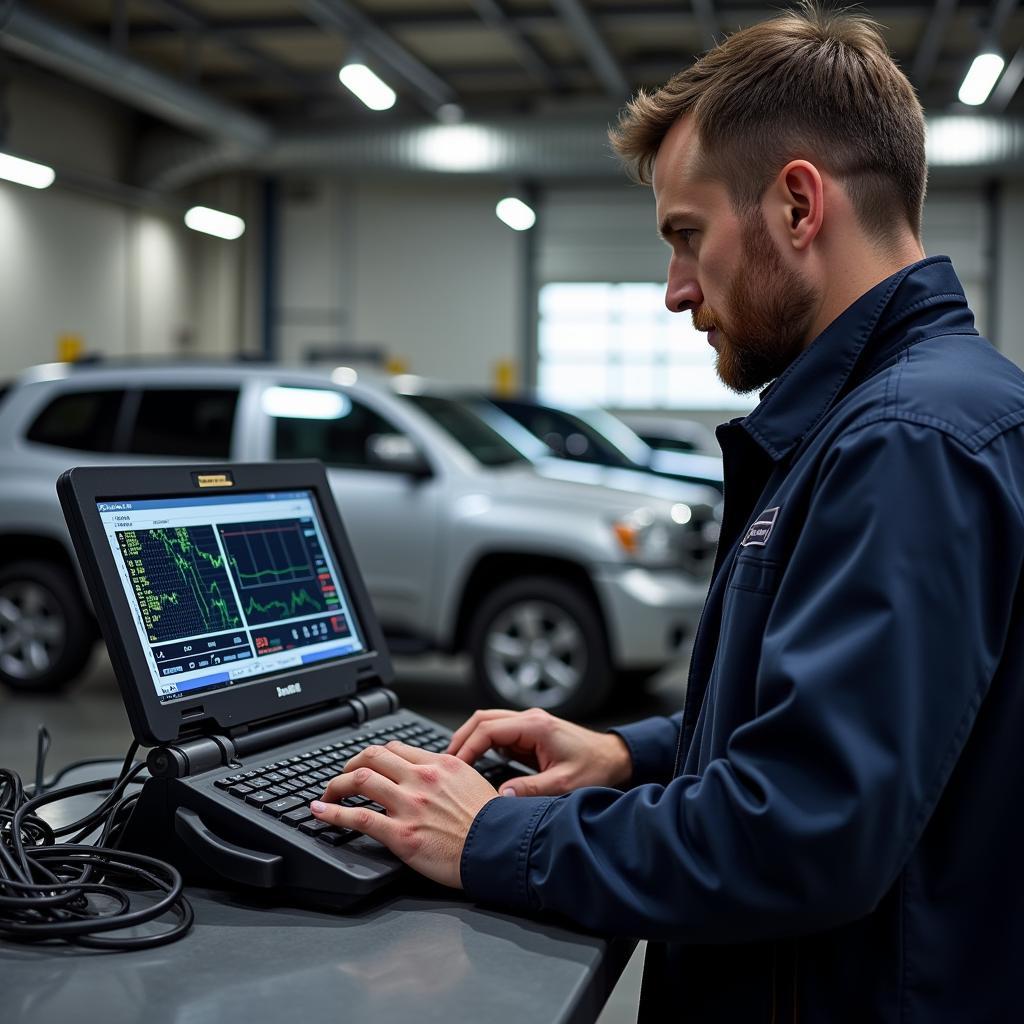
[665,264,703,313]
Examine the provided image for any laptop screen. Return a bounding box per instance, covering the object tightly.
[95,489,367,704]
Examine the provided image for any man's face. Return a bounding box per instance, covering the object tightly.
[653,116,817,393]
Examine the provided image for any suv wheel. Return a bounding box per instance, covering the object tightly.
[0,561,95,693]
[468,577,612,718]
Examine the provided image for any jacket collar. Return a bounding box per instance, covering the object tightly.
[733,255,977,462]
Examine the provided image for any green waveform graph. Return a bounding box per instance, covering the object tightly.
[217,517,338,628]
[117,526,243,643]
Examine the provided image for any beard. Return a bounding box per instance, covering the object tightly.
[692,212,817,394]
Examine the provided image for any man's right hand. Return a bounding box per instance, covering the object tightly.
[446,707,633,797]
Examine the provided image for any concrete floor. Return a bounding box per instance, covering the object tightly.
[1,647,689,1024]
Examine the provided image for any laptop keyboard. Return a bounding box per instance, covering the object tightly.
[213,718,517,849]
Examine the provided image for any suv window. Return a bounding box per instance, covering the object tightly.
[273,392,402,468]
[404,394,527,467]
[127,388,238,458]
[25,390,125,452]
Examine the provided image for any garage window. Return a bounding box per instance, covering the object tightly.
[127,389,238,458]
[538,282,755,411]
[25,390,125,452]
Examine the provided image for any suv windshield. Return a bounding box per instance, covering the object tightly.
[403,393,529,467]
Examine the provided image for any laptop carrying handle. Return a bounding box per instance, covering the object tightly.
[174,807,283,888]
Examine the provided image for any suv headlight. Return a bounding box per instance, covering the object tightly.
[611,507,675,566]
[612,502,720,576]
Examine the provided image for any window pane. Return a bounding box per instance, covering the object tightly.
[402,394,526,467]
[128,389,238,458]
[273,397,398,468]
[25,390,124,452]
[538,281,757,411]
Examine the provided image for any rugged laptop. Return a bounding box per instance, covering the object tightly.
[58,461,522,906]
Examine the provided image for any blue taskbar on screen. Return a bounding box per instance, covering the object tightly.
[96,490,367,703]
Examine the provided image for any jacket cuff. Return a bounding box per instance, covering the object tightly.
[460,794,557,909]
[609,716,680,786]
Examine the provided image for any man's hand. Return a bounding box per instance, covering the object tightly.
[310,742,498,889]
[447,708,633,796]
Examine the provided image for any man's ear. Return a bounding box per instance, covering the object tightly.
[771,160,824,251]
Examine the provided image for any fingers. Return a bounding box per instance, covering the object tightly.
[311,799,399,845]
[450,714,545,766]
[447,709,524,756]
[322,764,404,808]
[499,768,570,798]
[381,740,437,765]
[344,743,418,782]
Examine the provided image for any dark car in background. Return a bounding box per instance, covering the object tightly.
[488,397,725,494]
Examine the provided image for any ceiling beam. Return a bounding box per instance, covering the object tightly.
[303,0,458,116]
[911,0,958,90]
[0,4,270,147]
[987,0,1020,41]
[549,0,629,97]
[140,0,317,94]
[468,0,561,90]
[991,45,1024,108]
[111,4,994,39]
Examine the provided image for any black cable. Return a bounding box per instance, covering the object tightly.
[0,738,194,950]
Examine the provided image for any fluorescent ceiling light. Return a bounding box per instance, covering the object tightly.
[495,197,536,231]
[339,64,396,111]
[184,206,245,240]
[959,53,1005,106]
[417,125,500,172]
[0,152,55,189]
[261,387,351,420]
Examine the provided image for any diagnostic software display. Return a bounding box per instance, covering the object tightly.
[96,490,366,703]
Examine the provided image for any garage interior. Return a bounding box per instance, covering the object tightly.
[2,1,1024,1020]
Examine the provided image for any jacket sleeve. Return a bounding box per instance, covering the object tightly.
[608,712,684,786]
[460,420,1024,942]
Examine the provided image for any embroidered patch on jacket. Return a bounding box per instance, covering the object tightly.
[740,506,780,547]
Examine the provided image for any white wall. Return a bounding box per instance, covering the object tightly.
[276,178,522,388]
[0,71,257,376]
[995,184,1024,368]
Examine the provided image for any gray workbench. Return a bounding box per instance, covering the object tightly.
[0,773,635,1024]
[2,886,633,1024]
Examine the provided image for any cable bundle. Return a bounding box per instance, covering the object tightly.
[0,730,193,949]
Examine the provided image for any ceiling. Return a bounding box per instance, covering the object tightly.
[20,0,1024,129]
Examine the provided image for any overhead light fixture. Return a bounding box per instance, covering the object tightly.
[436,103,465,124]
[0,152,55,189]
[959,52,1005,106]
[184,206,245,240]
[339,63,396,111]
[495,197,536,231]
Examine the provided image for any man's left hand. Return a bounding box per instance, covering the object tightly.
[311,741,499,888]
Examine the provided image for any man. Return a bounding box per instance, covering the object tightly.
[310,6,1024,1020]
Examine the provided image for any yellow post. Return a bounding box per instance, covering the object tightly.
[57,333,85,362]
[493,358,517,397]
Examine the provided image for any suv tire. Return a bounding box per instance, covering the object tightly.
[468,576,613,718]
[0,561,95,693]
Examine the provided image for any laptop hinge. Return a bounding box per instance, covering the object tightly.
[148,733,236,779]
[147,687,400,777]
[348,687,400,723]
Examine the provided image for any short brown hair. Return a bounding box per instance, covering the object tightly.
[609,2,926,239]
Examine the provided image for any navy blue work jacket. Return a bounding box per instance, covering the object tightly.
[461,256,1024,1022]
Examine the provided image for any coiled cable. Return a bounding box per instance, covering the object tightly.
[0,729,193,949]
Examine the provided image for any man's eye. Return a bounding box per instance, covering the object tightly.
[678,229,697,247]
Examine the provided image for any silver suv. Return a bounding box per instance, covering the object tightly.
[0,362,719,716]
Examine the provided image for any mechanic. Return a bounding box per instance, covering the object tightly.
[310,5,1024,1020]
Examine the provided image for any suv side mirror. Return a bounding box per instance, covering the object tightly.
[366,433,432,478]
